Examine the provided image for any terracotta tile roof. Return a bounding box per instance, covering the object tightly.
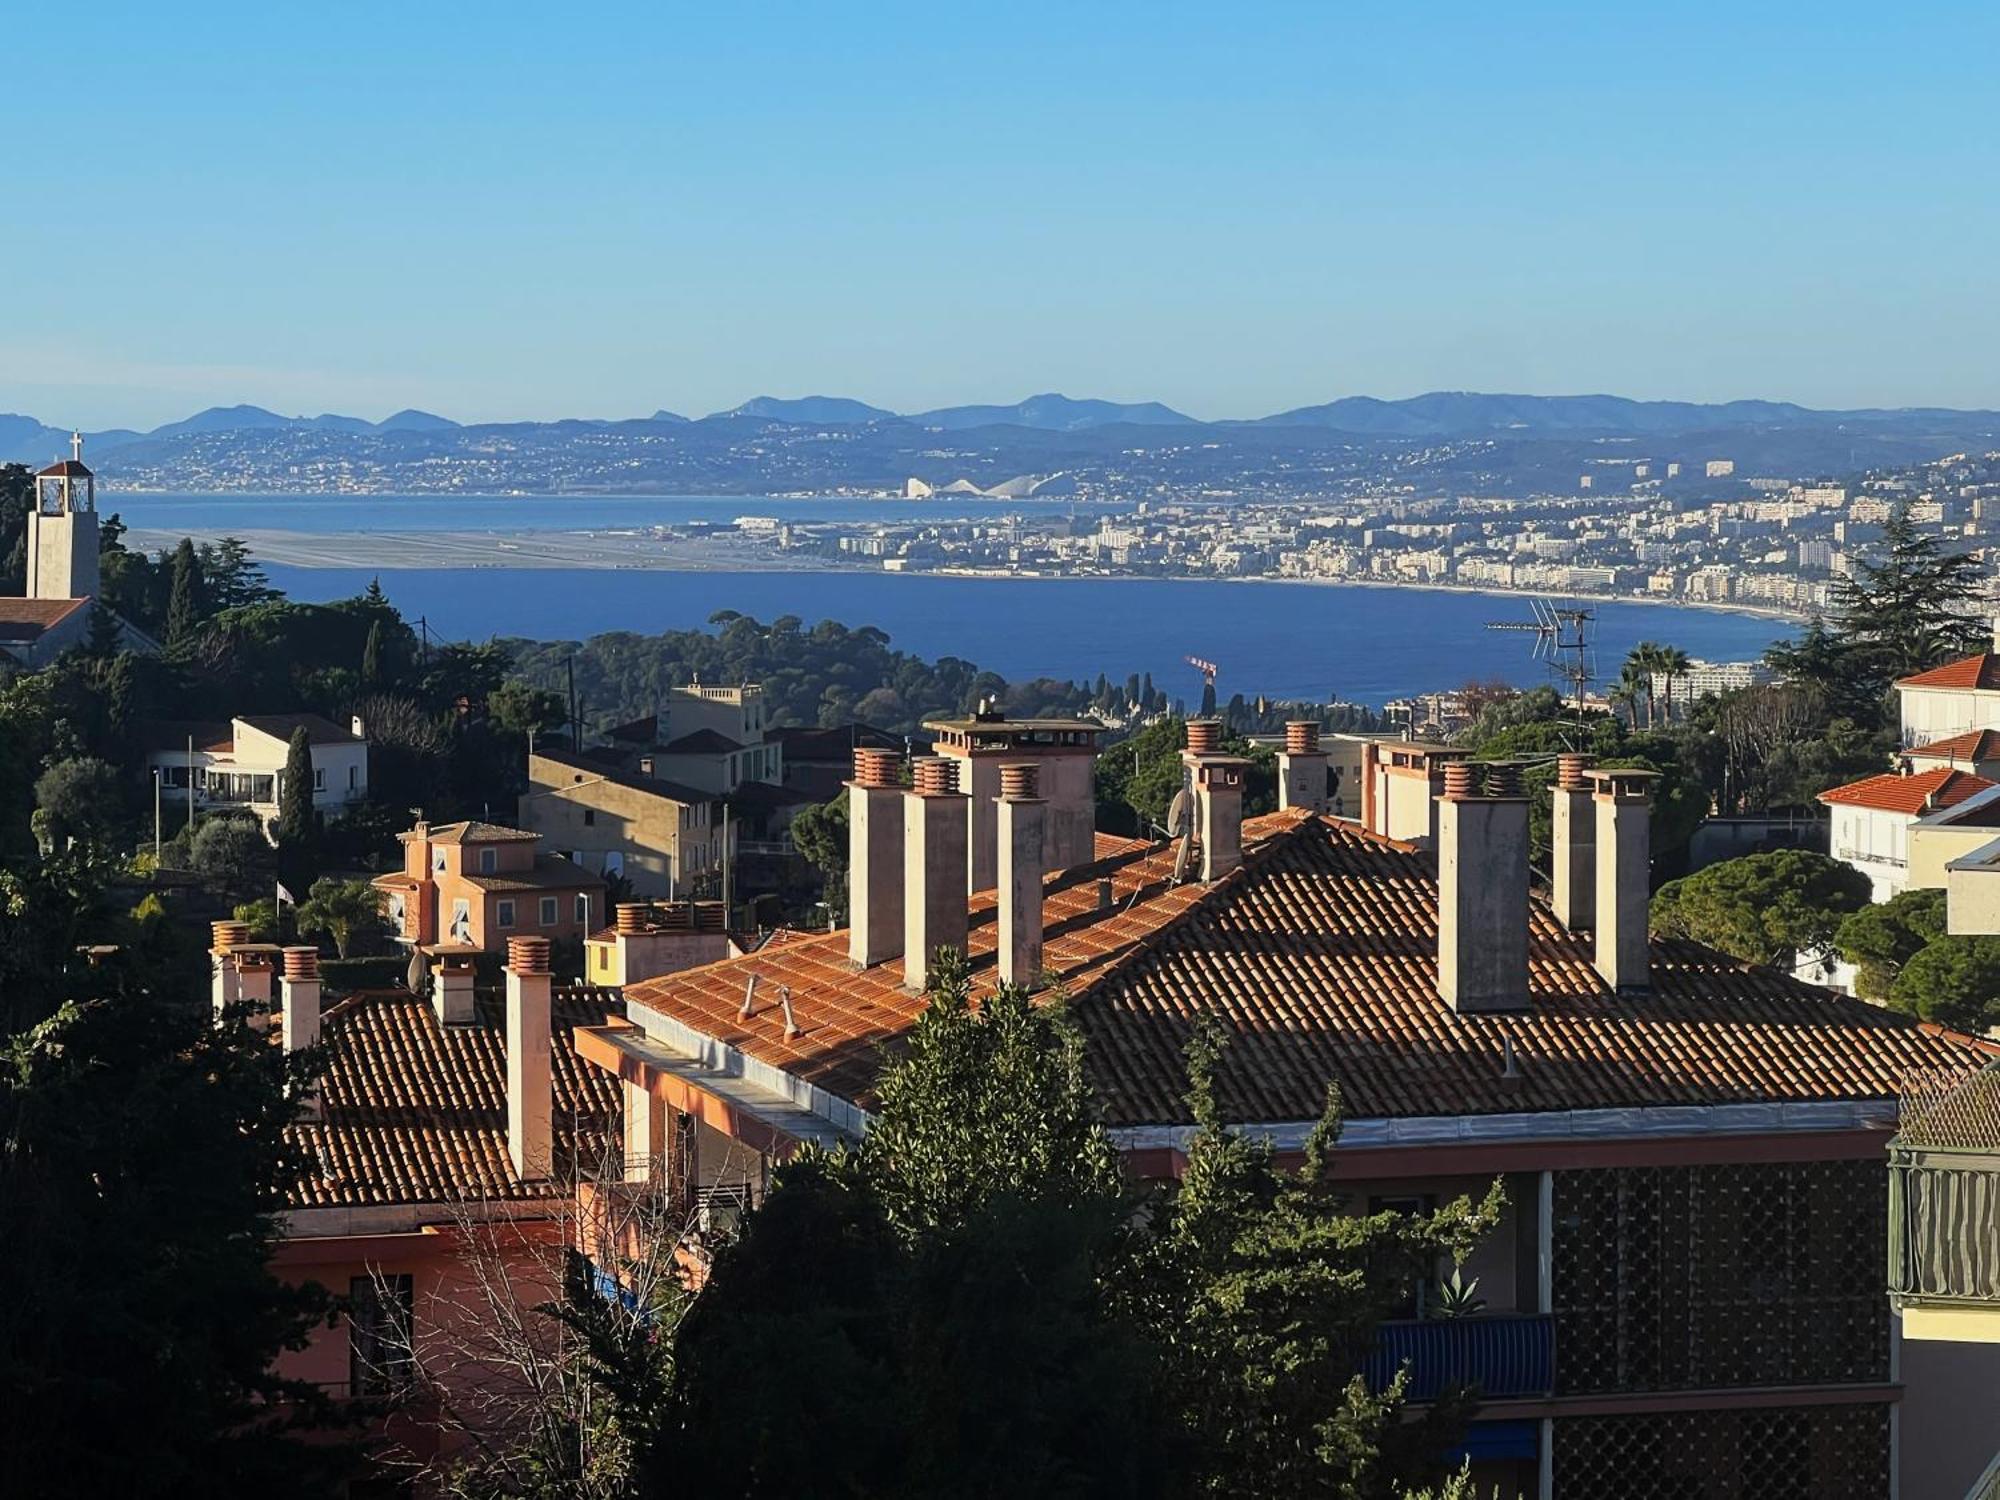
[621,811,1985,1127]
[659,727,742,754]
[462,855,608,894]
[0,597,88,641]
[1817,767,1996,815]
[1906,730,2000,764]
[417,820,542,845]
[288,986,622,1209]
[1898,653,2000,691]
[237,712,362,745]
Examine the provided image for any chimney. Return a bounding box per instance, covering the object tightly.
[280,946,322,1052]
[903,757,970,991]
[1183,722,1249,881]
[1550,753,1596,931]
[1588,769,1657,993]
[1278,720,1327,813]
[505,935,554,1181]
[996,762,1047,987]
[210,920,251,1024]
[433,951,477,1025]
[1436,762,1531,1013]
[284,944,326,1120]
[351,713,367,741]
[847,747,905,969]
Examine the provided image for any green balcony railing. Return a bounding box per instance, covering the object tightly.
[1889,1066,2000,1310]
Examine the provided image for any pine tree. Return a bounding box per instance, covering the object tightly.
[1830,498,1987,691]
[165,538,202,648]
[83,599,123,657]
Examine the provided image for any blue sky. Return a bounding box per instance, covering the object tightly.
[7,2,1998,429]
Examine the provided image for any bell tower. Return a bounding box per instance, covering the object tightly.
[27,433,99,601]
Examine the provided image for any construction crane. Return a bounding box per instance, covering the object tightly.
[1184,654,1219,690]
[1485,597,1596,714]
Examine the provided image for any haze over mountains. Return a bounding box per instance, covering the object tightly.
[6,390,1999,496]
[12,389,2000,466]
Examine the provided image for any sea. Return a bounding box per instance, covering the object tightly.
[108,492,1789,707]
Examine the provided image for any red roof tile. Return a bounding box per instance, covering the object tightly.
[287,986,622,1209]
[1817,767,1996,815]
[0,597,88,642]
[622,812,1984,1127]
[1898,653,2000,691]
[1906,730,2000,764]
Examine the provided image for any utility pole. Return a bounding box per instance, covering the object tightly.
[152,769,162,863]
[186,734,196,834]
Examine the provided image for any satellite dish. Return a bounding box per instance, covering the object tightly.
[405,949,428,994]
[1165,788,1192,839]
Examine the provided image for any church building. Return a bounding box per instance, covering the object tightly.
[1,436,157,667]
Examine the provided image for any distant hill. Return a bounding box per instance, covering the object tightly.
[1249,390,2000,437]
[912,392,1197,431]
[0,413,141,465]
[714,395,898,424]
[377,408,460,432]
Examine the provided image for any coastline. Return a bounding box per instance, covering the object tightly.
[121,522,1805,631]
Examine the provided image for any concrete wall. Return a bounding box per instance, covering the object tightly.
[1947,863,2000,935]
[1910,822,1998,891]
[1897,1316,2000,1500]
[26,507,98,601]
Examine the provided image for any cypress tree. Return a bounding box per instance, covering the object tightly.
[274,726,318,890]
[165,538,201,648]
[360,619,383,686]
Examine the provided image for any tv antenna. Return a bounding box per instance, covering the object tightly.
[1486,597,1595,714]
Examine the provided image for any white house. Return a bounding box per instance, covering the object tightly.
[1819,766,1995,902]
[146,714,369,827]
[1897,635,2000,747]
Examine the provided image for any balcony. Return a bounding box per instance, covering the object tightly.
[1889,1065,2000,1341]
[1359,1314,1556,1403]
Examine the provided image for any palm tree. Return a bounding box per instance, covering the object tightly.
[1611,663,1650,730]
[1624,643,1665,728]
[1655,645,1693,723]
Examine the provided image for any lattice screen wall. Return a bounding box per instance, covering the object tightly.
[1551,1403,1891,1500]
[1552,1159,1887,1394]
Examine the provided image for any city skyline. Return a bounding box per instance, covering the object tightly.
[8,3,2000,429]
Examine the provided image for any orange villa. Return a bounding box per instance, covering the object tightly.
[373,819,606,956]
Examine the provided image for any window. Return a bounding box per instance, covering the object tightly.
[449,898,471,942]
[583,809,596,826]
[1369,1194,1439,1318]
[496,899,515,929]
[348,765,358,790]
[349,1274,414,1396]
[479,847,497,874]
[540,896,558,926]
[313,767,326,791]
[434,848,447,873]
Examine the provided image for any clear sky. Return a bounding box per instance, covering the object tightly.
[7,2,1998,430]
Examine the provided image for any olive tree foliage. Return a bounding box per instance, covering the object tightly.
[1650,850,1872,967]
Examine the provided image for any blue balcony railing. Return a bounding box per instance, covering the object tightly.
[1360,1314,1556,1402]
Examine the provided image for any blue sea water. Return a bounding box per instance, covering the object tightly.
[260,565,1784,708]
[107,491,1789,706]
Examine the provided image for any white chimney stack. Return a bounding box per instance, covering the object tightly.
[210,920,250,1024]
[280,946,323,1120]
[996,763,1048,988]
[433,952,477,1025]
[1588,769,1657,993]
[904,757,970,991]
[847,747,905,969]
[1550,753,1596,931]
[1277,720,1327,813]
[505,936,554,1181]
[1436,762,1531,1013]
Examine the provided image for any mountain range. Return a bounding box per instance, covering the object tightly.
[6,390,1999,491]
